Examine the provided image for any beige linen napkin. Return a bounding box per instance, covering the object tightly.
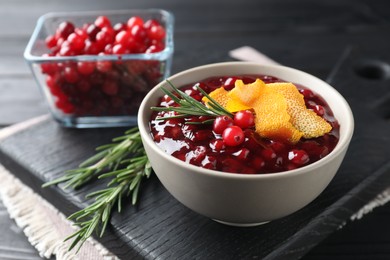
[0,115,118,260]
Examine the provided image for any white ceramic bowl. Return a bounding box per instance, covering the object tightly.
[138,62,354,226]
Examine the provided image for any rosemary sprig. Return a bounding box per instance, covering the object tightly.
[43,126,151,251]
[42,80,231,252]
[151,80,233,122]
[42,127,142,189]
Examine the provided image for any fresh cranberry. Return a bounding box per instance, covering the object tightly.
[84,40,100,54]
[145,44,164,53]
[59,43,75,56]
[94,16,111,29]
[213,116,234,134]
[300,88,314,99]
[96,28,115,47]
[223,77,239,90]
[234,110,255,129]
[252,157,265,170]
[112,44,127,55]
[45,35,57,49]
[130,25,146,41]
[147,25,165,41]
[313,105,325,116]
[96,60,112,72]
[288,149,310,166]
[113,22,127,33]
[86,24,101,41]
[192,130,213,142]
[115,31,131,45]
[222,126,245,146]
[77,61,95,75]
[101,80,118,96]
[261,148,276,161]
[210,139,226,151]
[144,19,159,29]
[57,21,75,39]
[67,33,85,52]
[127,16,144,28]
[233,148,250,160]
[63,66,79,83]
[77,79,91,92]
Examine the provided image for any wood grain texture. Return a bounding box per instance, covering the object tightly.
[0,200,43,260]
[1,45,390,259]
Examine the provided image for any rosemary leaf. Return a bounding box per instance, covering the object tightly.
[151,80,233,122]
[43,126,151,252]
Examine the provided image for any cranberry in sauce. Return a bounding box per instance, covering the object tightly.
[149,75,339,174]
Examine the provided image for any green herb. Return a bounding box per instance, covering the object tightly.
[43,127,151,252]
[151,80,233,122]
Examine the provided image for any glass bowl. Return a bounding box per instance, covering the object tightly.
[24,9,174,128]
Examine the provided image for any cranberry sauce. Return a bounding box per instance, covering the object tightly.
[149,75,340,174]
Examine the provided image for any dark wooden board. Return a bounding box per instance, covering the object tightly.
[1,44,390,259]
[2,0,390,259]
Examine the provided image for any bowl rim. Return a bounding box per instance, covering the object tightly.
[138,61,354,180]
[23,8,174,63]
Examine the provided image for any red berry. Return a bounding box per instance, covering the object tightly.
[113,22,127,33]
[63,66,79,83]
[67,32,85,52]
[112,44,127,54]
[96,60,112,72]
[233,148,250,160]
[213,116,234,134]
[300,89,314,99]
[75,28,88,40]
[193,130,213,142]
[115,30,131,45]
[261,148,276,161]
[223,77,239,90]
[102,81,118,96]
[145,44,164,53]
[77,61,95,75]
[127,16,144,28]
[234,110,255,129]
[57,21,75,39]
[288,149,309,166]
[252,157,265,170]
[45,35,57,49]
[210,139,226,151]
[222,126,244,146]
[83,40,100,54]
[86,24,101,41]
[314,105,325,116]
[144,19,160,29]
[147,25,165,41]
[96,28,115,47]
[130,25,146,41]
[59,42,75,56]
[94,15,111,29]
[77,79,91,92]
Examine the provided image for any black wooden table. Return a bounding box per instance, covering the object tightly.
[1,0,390,259]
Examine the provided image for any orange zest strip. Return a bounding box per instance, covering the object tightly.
[204,79,332,143]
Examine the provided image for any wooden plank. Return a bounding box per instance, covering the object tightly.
[0,77,47,126]
[1,45,390,259]
[0,200,41,260]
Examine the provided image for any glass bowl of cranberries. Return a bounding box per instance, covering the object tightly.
[138,62,354,226]
[24,9,174,127]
